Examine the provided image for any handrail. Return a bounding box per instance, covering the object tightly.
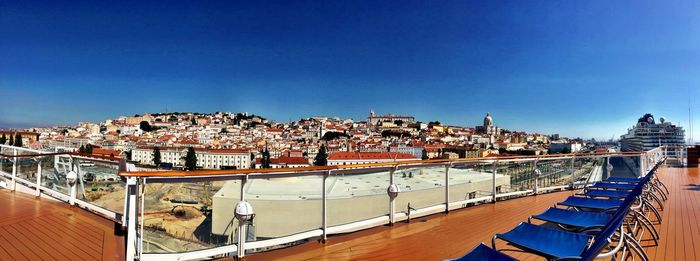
[0,150,121,161]
[0,151,72,158]
[118,151,643,178]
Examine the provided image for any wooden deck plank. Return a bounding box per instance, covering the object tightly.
[0,228,28,261]
[0,188,124,261]
[42,213,105,244]
[243,165,698,261]
[3,225,59,261]
[16,221,77,261]
[27,214,103,259]
[0,227,44,260]
[23,219,99,260]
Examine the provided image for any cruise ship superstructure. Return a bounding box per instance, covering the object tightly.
[620,113,685,152]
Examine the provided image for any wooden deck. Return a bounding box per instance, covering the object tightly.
[642,165,700,260]
[246,165,699,261]
[0,188,124,261]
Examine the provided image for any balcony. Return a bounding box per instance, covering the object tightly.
[0,144,693,260]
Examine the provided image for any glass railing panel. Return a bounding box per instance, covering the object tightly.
[0,154,11,186]
[497,159,535,195]
[571,157,604,187]
[0,154,14,176]
[14,149,39,183]
[75,158,125,214]
[142,179,241,253]
[41,154,74,195]
[393,164,447,210]
[327,168,390,227]
[535,158,574,188]
[609,156,640,178]
[449,161,496,203]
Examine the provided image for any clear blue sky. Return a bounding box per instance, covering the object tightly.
[1,0,699,140]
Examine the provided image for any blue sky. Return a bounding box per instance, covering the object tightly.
[1,0,699,140]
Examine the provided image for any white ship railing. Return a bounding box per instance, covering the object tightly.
[0,144,125,222]
[0,144,676,261]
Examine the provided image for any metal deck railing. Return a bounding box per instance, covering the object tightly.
[0,144,674,261]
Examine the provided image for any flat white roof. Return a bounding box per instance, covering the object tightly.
[215,167,502,200]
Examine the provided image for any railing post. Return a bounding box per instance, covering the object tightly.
[238,176,248,259]
[75,158,87,200]
[139,179,146,258]
[605,156,612,179]
[125,177,139,261]
[388,166,397,225]
[533,159,539,194]
[322,170,329,243]
[569,156,575,189]
[35,160,42,197]
[444,163,450,213]
[492,160,498,203]
[662,145,667,160]
[11,148,17,191]
[69,159,77,206]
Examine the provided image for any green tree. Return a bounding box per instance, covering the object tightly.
[14,133,22,147]
[85,144,93,154]
[321,131,349,141]
[153,147,162,166]
[0,133,6,144]
[79,145,86,154]
[8,133,14,146]
[125,150,133,161]
[191,117,197,125]
[314,145,328,166]
[185,147,198,170]
[250,153,256,169]
[139,121,153,132]
[261,148,271,168]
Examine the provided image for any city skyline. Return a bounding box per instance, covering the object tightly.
[0,108,687,142]
[2,1,699,140]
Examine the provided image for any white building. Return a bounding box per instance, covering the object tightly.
[548,142,582,154]
[132,147,251,170]
[367,110,415,125]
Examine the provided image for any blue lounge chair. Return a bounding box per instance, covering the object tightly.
[494,185,644,261]
[589,182,636,190]
[557,196,624,212]
[605,177,641,183]
[446,243,516,261]
[529,207,611,233]
[583,189,629,199]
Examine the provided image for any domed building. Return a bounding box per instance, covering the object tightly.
[476,112,500,139]
[484,112,494,127]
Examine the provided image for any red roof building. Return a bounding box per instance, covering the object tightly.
[327,151,417,166]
